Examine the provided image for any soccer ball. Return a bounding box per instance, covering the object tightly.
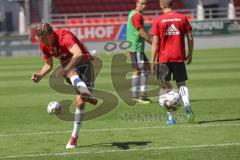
[159,89,181,111]
[47,101,61,114]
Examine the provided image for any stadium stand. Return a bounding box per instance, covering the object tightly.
[52,0,187,13]
[234,0,240,7]
[51,0,190,25]
[18,1,42,24]
[234,0,240,17]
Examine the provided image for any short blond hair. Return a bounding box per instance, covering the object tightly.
[159,0,173,8]
[33,22,53,37]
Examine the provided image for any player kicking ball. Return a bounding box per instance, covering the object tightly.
[31,23,97,149]
[151,0,195,124]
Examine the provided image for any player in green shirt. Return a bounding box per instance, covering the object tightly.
[127,0,152,104]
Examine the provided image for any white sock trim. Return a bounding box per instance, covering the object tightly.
[71,108,84,138]
[70,75,79,85]
[70,75,90,95]
[132,75,139,79]
[167,112,174,121]
[140,85,146,93]
[70,75,87,88]
[131,86,138,92]
[179,86,190,107]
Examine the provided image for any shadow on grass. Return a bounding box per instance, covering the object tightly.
[191,97,239,103]
[112,141,152,150]
[198,118,240,124]
[80,141,152,150]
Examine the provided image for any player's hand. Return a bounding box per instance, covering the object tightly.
[150,63,156,75]
[31,73,42,83]
[56,67,67,78]
[186,54,192,65]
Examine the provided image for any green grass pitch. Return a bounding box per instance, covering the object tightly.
[0,48,240,160]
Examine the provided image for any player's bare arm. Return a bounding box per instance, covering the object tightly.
[139,28,152,44]
[56,44,83,78]
[31,57,53,83]
[186,31,194,65]
[150,36,159,74]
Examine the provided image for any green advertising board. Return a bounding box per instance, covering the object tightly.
[144,20,240,36]
[191,20,240,36]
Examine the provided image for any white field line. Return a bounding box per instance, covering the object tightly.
[0,142,240,159]
[0,123,239,137]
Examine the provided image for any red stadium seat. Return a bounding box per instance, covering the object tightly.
[85,0,92,4]
[80,6,88,12]
[88,5,96,12]
[68,0,74,4]
[54,0,62,5]
[234,0,240,7]
[58,6,66,13]
[52,0,188,15]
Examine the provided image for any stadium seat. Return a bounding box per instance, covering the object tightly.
[84,0,91,4]
[52,0,189,14]
[234,0,240,7]
[80,6,88,12]
[50,0,190,25]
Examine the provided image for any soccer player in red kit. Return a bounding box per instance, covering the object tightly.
[31,23,97,149]
[127,0,152,104]
[151,0,195,124]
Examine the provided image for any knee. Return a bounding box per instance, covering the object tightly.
[133,69,141,76]
[67,70,78,78]
[76,98,85,109]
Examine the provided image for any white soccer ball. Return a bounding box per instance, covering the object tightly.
[47,101,61,114]
[159,89,181,111]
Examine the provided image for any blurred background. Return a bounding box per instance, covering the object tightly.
[0,0,240,56]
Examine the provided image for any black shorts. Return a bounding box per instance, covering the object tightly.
[157,62,188,82]
[63,60,95,94]
[130,52,149,69]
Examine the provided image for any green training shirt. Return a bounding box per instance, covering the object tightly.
[126,10,145,53]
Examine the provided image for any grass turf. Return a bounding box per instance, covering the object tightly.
[0,48,240,159]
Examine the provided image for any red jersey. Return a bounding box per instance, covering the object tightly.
[151,11,192,63]
[132,11,144,29]
[40,29,92,64]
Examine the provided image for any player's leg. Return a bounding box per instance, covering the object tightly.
[166,111,176,124]
[161,80,172,90]
[76,62,97,105]
[160,87,176,124]
[177,81,195,123]
[177,81,191,111]
[67,70,92,97]
[173,62,195,123]
[173,63,191,109]
[130,52,141,100]
[157,63,176,124]
[67,62,97,105]
[59,60,91,97]
[132,68,141,100]
[139,53,151,103]
[161,83,175,124]
[66,95,85,149]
